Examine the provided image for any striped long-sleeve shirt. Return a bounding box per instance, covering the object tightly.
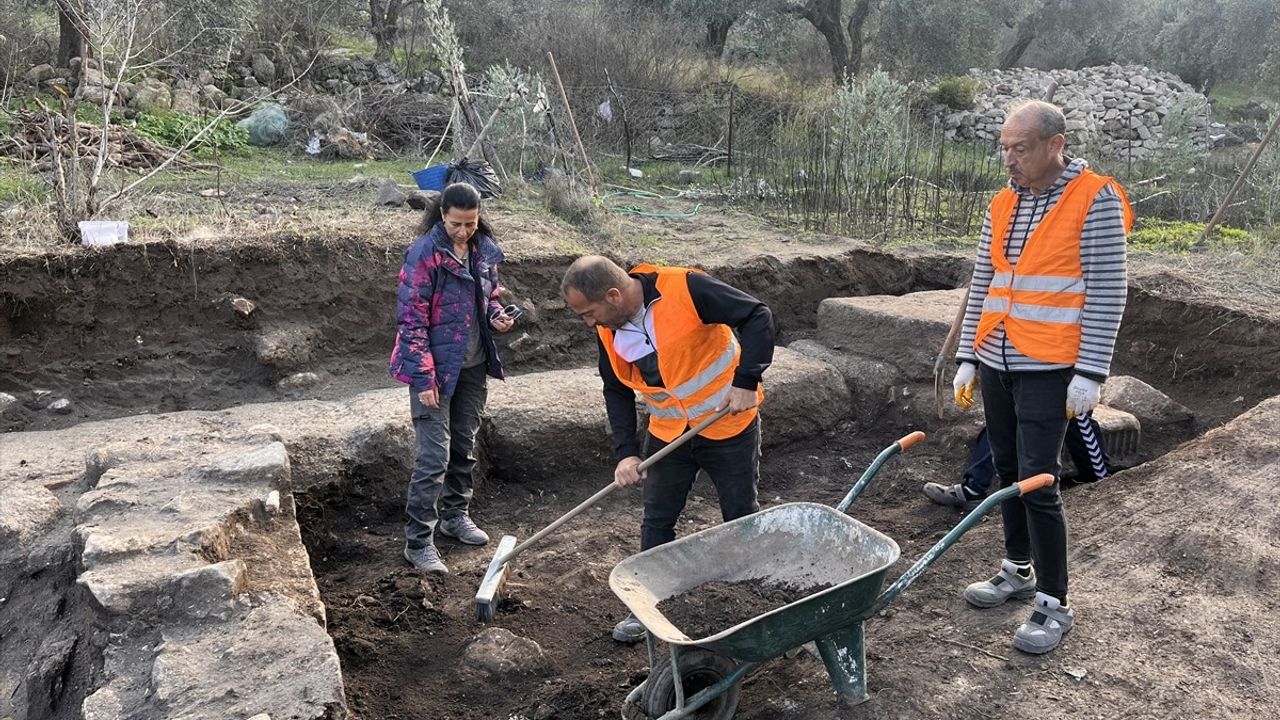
[956,158,1128,380]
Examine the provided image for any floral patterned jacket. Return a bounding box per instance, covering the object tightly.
[389,222,505,395]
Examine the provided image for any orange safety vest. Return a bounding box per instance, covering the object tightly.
[975,169,1134,365]
[598,265,762,442]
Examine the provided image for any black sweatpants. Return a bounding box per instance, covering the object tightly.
[639,418,761,551]
[979,364,1071,602]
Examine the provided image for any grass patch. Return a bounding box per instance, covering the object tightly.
[1128,218,1262,253]
[0,166,48,203]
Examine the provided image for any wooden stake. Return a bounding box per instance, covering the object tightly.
[546,51,596,195]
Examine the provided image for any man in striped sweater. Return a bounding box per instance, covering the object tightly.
[951,100,1131,654]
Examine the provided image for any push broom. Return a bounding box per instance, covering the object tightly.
[474,407,731,621]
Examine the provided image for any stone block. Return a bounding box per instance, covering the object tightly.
[817,288,966,381]
[201,442,290,487]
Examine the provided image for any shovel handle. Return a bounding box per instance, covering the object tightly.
[1017,473,1056,495]
[637,406,732,472]
[499,407,733,564]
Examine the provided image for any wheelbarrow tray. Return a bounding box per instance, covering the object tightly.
[609,502,900,663]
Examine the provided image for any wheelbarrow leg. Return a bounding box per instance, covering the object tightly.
[814,621,869,705]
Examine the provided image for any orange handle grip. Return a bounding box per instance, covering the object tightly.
[896,431,926,451]
[1017,473,1056,495]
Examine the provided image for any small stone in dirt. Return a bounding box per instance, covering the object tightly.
[198,188,225,198]
[278,372,320,390]
[532,703,557,720]
[375,179,407,207]
[0,392,16,414]
[230,296,256,316]
[248,714,271,720]
[48,398,72,414]
[1064,666,1087,680]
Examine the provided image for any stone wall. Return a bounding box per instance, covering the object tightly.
[936,64,1210,162]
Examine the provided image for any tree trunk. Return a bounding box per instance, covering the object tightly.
[369,0,404,63]
[55,1,84,68]
[796,0,851,81]
[845,0,874,77]
[702,16,736,59]
[998,0,1058,70]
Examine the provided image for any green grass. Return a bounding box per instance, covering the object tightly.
[0,166,48,203]
[157,149,436,186]
[1128,218,1261,253]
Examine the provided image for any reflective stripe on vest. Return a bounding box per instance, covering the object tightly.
[598,266,761,442]
[974,169,1132,365]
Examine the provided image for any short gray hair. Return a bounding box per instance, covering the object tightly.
[1007,100,1066,139]
[562,255,631,301]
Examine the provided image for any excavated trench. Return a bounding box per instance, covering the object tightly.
[5,236,1280,719]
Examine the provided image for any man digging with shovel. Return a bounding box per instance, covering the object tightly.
[562,255,775,643]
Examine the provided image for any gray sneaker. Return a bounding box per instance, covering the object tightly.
[403,544,449,574]
[1013,592,1074,654]
[963,559,1037,608]
[612,613,646,643]
[438,513,490,546]
[923,482,981,511]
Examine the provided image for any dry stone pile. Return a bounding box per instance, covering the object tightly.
[937,64,1210,161]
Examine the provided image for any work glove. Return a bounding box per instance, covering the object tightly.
[953,362,978,410]
[1066,375,1101,418]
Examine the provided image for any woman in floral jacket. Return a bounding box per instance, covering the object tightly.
[389,182,515,574]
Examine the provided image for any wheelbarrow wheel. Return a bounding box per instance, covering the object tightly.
[643,649,740,720]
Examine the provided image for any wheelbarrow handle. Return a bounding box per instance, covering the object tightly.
[856,472,1058,620]
[496,407,732,565]
[1017,472,1055,494]
[834,430,928,514]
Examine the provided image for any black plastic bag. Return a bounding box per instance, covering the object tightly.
[447,157,501,198]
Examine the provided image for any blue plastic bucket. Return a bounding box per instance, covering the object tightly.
[411,164,449,191]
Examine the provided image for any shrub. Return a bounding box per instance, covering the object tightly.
[931,76,978,111]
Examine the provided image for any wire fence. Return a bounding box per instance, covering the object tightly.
[461,78,1278,238]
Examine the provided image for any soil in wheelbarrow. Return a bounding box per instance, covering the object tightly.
[658,579,830,639]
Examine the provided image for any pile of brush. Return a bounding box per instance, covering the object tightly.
[0,110,184,171]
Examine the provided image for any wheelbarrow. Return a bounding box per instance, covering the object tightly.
[609,431,1054,720]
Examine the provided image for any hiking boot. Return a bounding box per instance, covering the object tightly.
[612,613,646,643]
[923,482,982,511]
[1013,592,1074,654]
[404,544,449,574]
[438,513,490,546]
[963,559,1037,608]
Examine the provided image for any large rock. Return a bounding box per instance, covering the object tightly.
[131,78,172,111]
[1100,375,1193,428]
[758,346,851,446]
[462,627,549,677]
[147,600,345,719]
[787,340,896,426]
[0,481,63,558]
[254,324,318,370]
[484,368,613,484]
[817,288,966,381]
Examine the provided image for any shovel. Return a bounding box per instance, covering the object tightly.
[474,406,733,622]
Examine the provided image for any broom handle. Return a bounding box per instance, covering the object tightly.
[500,406,733,562]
